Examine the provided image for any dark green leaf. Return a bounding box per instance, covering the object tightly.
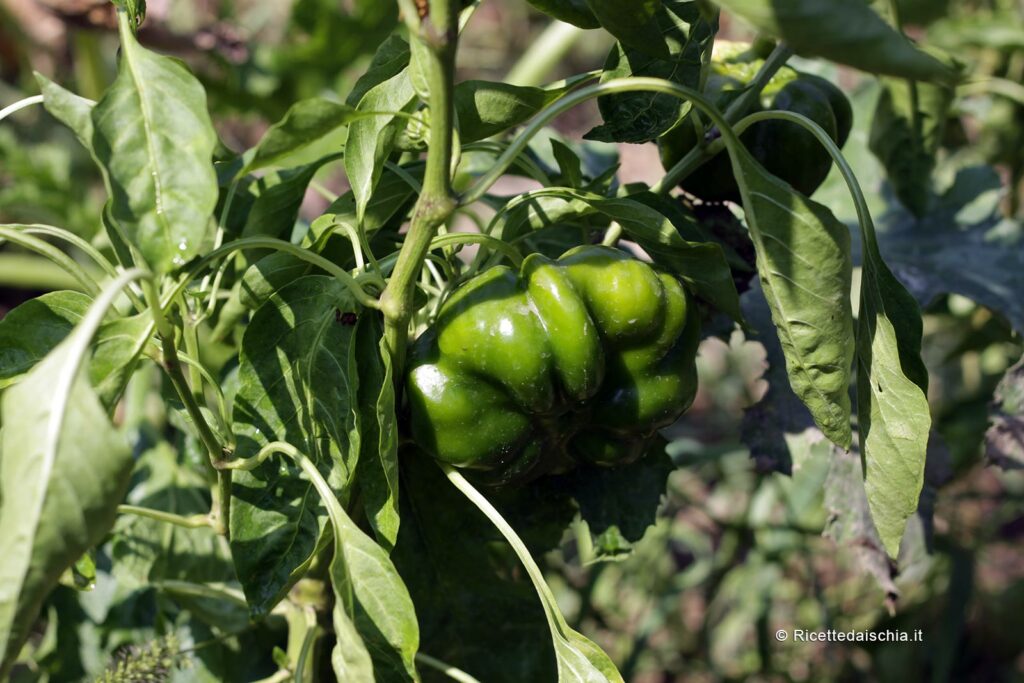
[354,317,401,549]
[873,167,1024,333]
[0,299,133,677]
[869,58,955,216]
[91,12,218,272]
[241,155,342,242]
[716,0,958,82]
[732,148,855,448]
[229,276,366,615]
[587,1,715,143]
[455,81,566,143]
[585,0,668,59]
[346,36,413,108]
[525,0,600,28]
[394,454,555,683]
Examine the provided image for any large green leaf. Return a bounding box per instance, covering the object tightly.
[731,148,855,448]
[587,1,715,143]
[229,276,373,615]
[856,227,931,558]
[715,0,957,82]
[289,447,418,681]
[874,166,1024,334]
[90,10,218,272]
[345,40,417,225]
[240,98,368,176]
[0,288,133,678]
[240,154,342,243]
[585,0,667,58]
[0,290,153,406]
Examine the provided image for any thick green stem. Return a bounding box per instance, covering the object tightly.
[380,1,460,374]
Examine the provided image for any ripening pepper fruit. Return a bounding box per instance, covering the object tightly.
[405,245,700,485]
[659,47,853,203]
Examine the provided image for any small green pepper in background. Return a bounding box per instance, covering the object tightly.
[660,43,853,203]
[405,245,700,485]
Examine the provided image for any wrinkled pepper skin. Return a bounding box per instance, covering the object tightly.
[406,246,700,485]
[660,67,853,203]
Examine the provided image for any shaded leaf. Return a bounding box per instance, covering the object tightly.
[585,0,667,59]
[716,0,958,82]
[0,290,153,406]
[587,1,715,143]
[229,276,367,615]
[525,0,600,28]
[731,147,855,448]
[869,55,956,216]
[874,166,1024,334]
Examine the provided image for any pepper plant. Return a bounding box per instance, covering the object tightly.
[0,0,1000,680]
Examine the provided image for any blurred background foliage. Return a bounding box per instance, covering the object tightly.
[1,0,1023,681]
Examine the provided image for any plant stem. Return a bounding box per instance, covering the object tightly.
[415,653,483,683]
[380,1,460,374]
[506,20,586,87]
[141,278,231,535]
[117,504,212,529]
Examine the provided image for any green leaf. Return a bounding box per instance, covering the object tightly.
[346,36,413,108]
[731,148,855,448]
[345,42,417,225]
[715,0,958,82]
[34,72,96,154]
[354,317,401,549]
[455,81,567,143]
[110,445,234,591]
[291,449,418,682]
[525,0,600,28]
[857,228,931,558]
[587,1,715,143]
[0,287,133,678]
[869,58,956,216]
[90,11,218,272]
[241,155,342,242]
[229,276,369,615]
[394,454,555,682]
[585,0,668,59]
[241,98,366,176]
[0,291,153,406]
[872,166,1024,334]
[442,466,624,683]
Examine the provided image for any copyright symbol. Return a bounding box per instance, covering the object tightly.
[775,629,788,641]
